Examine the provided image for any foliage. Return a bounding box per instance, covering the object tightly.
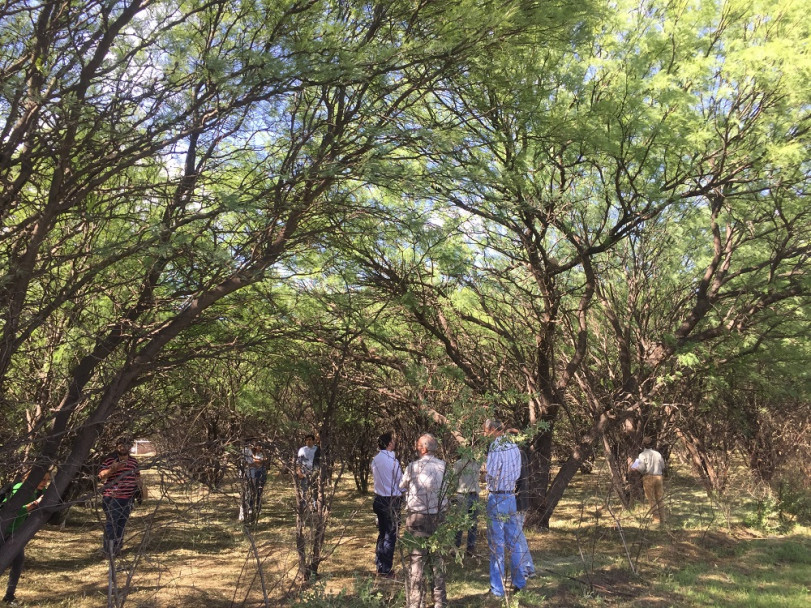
[295,576,399,608]
[0,0,808,578]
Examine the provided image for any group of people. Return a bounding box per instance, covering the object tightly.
[240,434,321,523]
[372,421,667,607]
[371,419,536,607]
[1,429,666,605]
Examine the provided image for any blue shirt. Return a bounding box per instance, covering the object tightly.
[485,436,521,493]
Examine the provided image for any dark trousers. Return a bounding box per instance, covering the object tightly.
[102,496,134,555]
[245,467,267,520]
[372,494,401,574]
[454,492,479,552]
[3,548,24,601]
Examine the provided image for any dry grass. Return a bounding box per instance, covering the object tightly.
[9,459,811,607]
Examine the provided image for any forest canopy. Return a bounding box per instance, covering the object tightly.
[0,0,808,571]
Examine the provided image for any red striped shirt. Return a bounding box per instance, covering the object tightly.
[100,455,140,499]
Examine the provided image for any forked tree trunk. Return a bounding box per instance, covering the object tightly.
[675,425,720,495]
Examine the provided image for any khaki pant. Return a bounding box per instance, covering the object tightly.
[405,513,446,608]
[642,474,666,523]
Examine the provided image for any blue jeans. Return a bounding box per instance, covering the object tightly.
[454,492,479,552]
[102,496,133,555]
[486,493,526,596]
[3,548,24,601]
[515,511,535,575]
[372,494,401,574]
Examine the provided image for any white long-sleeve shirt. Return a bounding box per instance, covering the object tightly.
[371,449,403,497]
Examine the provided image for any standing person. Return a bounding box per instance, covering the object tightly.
[243,440,267,523]
[630,438,667,524]
[452,453,480,557]
[483,419,526,598]
[98,436,143,557]
[400,434,449,608]
[514,441,536,578]
[370,431,402,577]
[2,470,50,605]
[296,434,319,508]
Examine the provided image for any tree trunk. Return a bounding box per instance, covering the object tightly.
[674,425,719,495]
[602,432,632,509]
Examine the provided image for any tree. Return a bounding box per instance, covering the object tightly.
[1,0,539,572]
[344,0,810,525]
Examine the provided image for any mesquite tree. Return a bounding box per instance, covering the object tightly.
[341,0,810,525]
[0,0,536,572]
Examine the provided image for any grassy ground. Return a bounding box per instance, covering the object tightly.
[9,460,810,607]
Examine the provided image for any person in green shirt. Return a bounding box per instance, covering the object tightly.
[2,470,50,605]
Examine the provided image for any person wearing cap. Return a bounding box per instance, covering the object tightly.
[98,436,143,556]
[630,437,666,524]
[483,418,526,598]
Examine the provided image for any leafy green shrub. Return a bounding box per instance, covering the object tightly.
[743,493,779,531]
[776,479,811,527]
[295,576,401,607]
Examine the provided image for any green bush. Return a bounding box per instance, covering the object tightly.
[295,576,401,607]
[776,479,811,527]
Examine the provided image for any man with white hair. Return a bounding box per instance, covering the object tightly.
[631,437,667,524]
[400,433,449,608]
[483,419,526,598]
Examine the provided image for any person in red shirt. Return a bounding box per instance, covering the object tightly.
[98,436,144,557]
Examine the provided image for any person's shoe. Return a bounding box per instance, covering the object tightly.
[376,570,396,579]
[511,585,524,594]
[2,596,19,606]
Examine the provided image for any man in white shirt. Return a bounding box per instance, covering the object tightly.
[296,434,319,508]
[630,438,666,524]
[371,431,403,576]
[400,434,449,608]
[452,454,480,556]
[484,419,526,598]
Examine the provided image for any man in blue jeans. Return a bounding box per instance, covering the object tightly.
[483,419,526,598]
[371,431,403,577]
[98,436,143,556]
